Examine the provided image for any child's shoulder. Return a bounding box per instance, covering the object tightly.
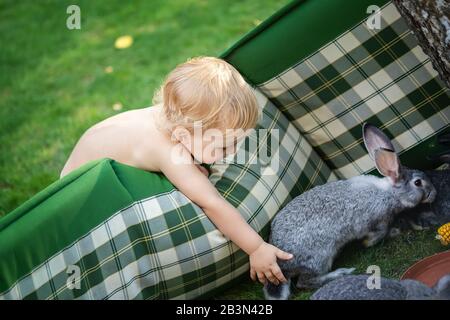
[131,106,180,171]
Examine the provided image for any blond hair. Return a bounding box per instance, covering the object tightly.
[154,57,260,134]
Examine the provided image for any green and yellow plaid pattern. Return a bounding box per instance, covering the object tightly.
[259,2,450,178]
[0,90,335,299]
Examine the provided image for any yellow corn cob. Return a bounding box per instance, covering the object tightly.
[436,223,450,246]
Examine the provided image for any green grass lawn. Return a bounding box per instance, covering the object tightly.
[216,230,445,299]
[0,0,447,300]
[0,0,290,216]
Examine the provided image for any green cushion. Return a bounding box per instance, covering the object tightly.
[256,2,450,178]
[221,0,389,85]
[0,90,334,299]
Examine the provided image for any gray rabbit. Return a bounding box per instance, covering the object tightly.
[310,274,450,300]
[390,133,450,236]
[264,123,437,300]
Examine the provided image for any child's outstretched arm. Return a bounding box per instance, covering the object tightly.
[158,145,292,285]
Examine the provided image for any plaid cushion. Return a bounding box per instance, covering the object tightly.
[259,2,450,179]
[0,89,335,300]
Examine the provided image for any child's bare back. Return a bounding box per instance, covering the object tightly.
[61,106,167,177]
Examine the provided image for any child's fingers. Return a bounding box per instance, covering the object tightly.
[250,268,257,282]
[257,272,266,285]
[264,272,279,285]
[276,249,293,260]
[271,265,287,283]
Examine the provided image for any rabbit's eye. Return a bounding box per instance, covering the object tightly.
[414,179,422,187]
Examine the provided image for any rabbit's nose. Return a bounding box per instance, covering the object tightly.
[423,189,436,203]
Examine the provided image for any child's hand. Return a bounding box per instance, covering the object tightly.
[249,242,293,285]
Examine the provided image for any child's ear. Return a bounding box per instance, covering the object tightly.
[172,126,190,144]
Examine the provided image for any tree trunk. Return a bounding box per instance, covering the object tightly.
[393,0,450,89]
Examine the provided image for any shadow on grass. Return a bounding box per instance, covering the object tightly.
[216,229,446,300]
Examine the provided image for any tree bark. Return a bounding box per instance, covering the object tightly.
[393,0,450,89]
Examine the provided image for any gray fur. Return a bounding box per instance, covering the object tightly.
[389,130,450,234]
[264,124,436,300]
[390,166,450,234]
[264,279,291,300]
[310,274,450,300]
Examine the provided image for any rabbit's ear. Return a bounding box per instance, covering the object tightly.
[374,148,400,183]
[439,152,450,164]
[426,150,450,164]
[363,123,395,160]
